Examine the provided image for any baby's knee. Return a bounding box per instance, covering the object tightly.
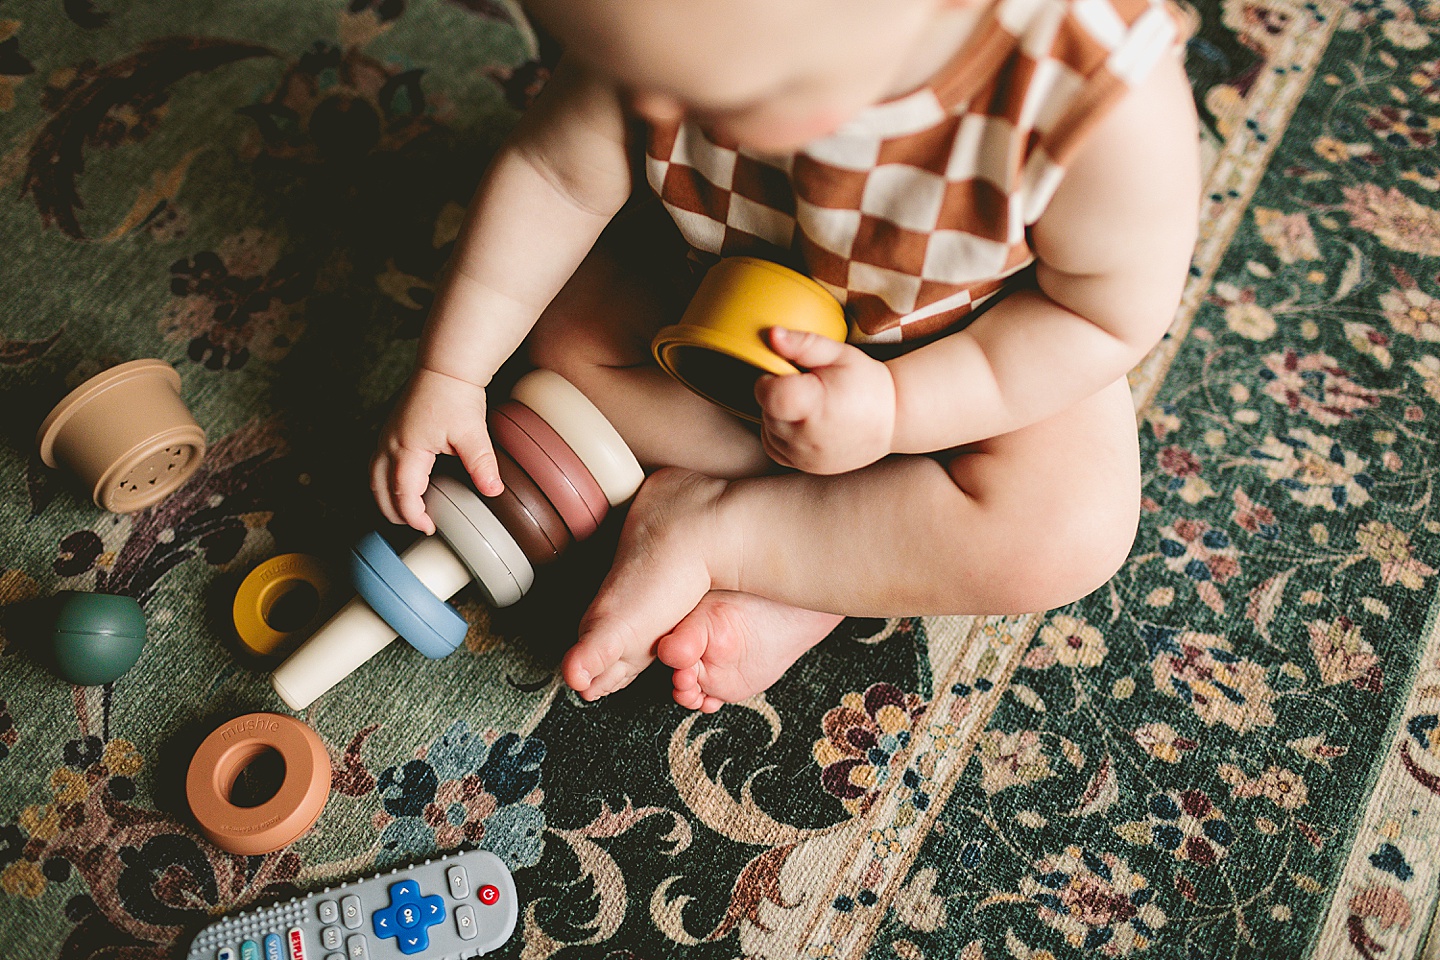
[1024,494,1138,609]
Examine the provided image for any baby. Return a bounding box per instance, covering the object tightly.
[372,0,1200,712]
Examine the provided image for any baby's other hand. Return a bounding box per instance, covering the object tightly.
[371,368,503,534]
[754,327,896,474]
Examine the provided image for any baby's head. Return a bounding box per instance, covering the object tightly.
[523,0,973,152]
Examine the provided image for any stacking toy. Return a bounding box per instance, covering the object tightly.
[481,448,572,565]
[652,256,848,421]
[232,554,333,657]
[186,712,331,855]
[37,359,206,513]
[489,400,607,540]
[49,592,146,685]
[270,369,644,710]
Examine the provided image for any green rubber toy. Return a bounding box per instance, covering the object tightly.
[50,592,147,685]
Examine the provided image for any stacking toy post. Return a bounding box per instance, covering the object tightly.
[271,370,644,710]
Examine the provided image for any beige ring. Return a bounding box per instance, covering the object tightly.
[424,474,533,607]
[509,369,644,507]
[185,713,331,855]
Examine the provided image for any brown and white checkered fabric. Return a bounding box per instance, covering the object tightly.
[644,0,1184,343]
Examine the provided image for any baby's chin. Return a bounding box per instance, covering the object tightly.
[707,112,851,154]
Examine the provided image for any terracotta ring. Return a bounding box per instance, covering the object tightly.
[483,449,571,564]
[185,713,331,855]
[232,554,331,657]
[488,401,607,540]
[509,369,644,507]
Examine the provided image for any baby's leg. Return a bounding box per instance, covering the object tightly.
[524,213,839,697]
[576,377,1142,704]
[525,214,772,479]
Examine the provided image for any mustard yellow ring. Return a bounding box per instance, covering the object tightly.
[652,257,847,422]
[233,554,332,656]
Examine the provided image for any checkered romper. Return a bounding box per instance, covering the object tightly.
[643,0,1185,344]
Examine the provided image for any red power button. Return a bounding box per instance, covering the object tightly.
[478,884,500,906]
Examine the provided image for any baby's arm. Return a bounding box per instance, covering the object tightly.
[885,53,1200,453]
[752,54,1198,465]
[373,57,632,531]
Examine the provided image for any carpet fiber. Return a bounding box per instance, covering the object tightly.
[2,0,1440,958]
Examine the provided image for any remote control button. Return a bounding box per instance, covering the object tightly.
[478,884,500,906]
[345,935,369,960]
[446,865,469,899]
[372,908,396,937]
[421,895,444,924]
[241,941,261,960]
[391,880,420,901]
[396,930,429,956]
[218,949,237,960]
[397,903,420,929]
[287,928,307,960]
[455,905,477,941]
[321,927,343,951]
[264,933,284,960]
[340,896,362,929]
[317,900,339,924]
[326,955,345,960]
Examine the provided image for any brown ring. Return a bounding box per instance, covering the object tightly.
[504,401,610,524]
[483,448,572,564]
[488,402,607,540]
[185,713,331,855]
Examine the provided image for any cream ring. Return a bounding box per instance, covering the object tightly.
[509,369,644,507]
[424,474,533,607]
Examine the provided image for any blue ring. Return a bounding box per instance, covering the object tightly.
[349,531,468,659]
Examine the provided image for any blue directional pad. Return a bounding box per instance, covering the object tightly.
[372,879,447,954]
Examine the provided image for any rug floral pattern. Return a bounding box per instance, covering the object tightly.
[1,1,1438,959]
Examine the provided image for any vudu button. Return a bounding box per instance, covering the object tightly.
[264,933,284,960]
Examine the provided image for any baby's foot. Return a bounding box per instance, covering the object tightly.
[560,468,734,701]
[657,590,844,712]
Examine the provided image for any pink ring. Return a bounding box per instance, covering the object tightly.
[489,402,607,540]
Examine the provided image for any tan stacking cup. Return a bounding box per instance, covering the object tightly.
[37,359,205,513]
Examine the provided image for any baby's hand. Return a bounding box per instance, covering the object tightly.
[371,368,503,534]
[754,327,896,474]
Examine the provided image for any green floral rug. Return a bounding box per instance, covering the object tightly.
[2,0,1440,958]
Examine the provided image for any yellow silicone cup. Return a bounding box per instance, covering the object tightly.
[233,554,332,657]
[652,257,848,422]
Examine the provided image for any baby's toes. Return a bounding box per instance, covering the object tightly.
[560,633,624,694]
[658,623,708,670]
[583,659,639,700]
[672,666,705,709]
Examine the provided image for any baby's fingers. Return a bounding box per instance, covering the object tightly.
[392,450,439,534]
[767,326,846,369]
[370,454,404,527]
[454,433,503,498]
[755,369,824,424]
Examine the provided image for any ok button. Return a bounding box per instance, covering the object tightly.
[372,880,446,956]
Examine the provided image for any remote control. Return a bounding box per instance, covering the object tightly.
[185,848,517,960]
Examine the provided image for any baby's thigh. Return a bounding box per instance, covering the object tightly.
[527,202,693,372]
[947,378,1142,569]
